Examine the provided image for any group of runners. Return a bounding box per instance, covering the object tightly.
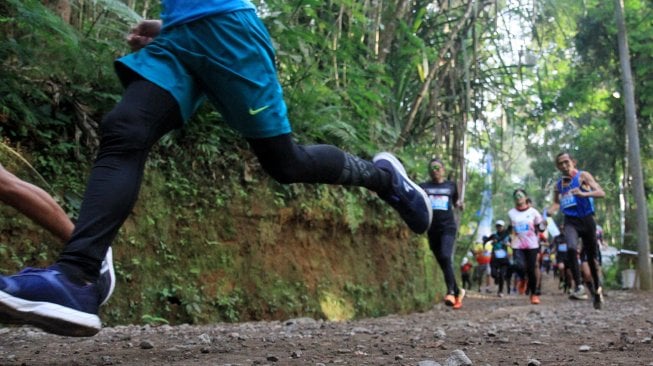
[454,152,605,309]
[0,0,608,338]
[426,152,606,310]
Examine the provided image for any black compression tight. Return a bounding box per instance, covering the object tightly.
[515,248,540,296]
[428,230,460,296]
[57,79,390,282]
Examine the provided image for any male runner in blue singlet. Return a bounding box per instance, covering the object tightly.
[546,152,605,309]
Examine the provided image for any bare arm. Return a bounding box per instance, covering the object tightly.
[572,171,606,198]
[0,166,73,242]
[455,181,464,210]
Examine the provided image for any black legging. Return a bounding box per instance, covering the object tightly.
[491,259,510,294]
[514,248,540,296]
[427,230,460,296]
[57,79,389,281]
[564,216,601,291]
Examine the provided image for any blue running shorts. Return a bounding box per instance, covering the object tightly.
[115,9,291,138]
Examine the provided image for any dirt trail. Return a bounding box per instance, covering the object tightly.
[0,274,652,366]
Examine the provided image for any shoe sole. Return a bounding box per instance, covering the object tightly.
[372,152,433,233]
[569,295,588,300]
[0,290,101,337]
[99,247,116,306]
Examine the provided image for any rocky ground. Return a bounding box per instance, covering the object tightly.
[0,275,652,366]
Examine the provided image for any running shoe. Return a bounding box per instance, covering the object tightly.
[443,294,455,307]
[98,247,116,306]
[517,279,527,295]
[569,285,588,300]
[593,286,604,310]
[372,152,432,234]
[453,289,465,310]
[530,295,540,305]
[0,265,101,337]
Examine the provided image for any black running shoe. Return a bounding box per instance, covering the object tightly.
[373,152,432,234]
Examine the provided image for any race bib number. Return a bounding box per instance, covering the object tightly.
[430,195,449,210]
[514,222,530,233]
[558,243,568,252]
[560,192,577,209]
[494,248,507,259]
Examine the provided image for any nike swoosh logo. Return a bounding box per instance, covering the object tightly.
[248,105,270,115]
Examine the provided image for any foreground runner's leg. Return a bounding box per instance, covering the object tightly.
[248,135,432,234]
[0,80,181,336]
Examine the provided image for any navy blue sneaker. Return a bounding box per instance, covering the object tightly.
[98,247,116,306]
[373,152,432,234]
[0,266,101,337]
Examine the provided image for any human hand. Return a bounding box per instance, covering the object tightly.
[569,188,587,197]
[126,20,162,51]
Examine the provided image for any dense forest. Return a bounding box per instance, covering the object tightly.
[1,0,652,325]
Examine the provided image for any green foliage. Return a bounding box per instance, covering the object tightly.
[601,262,621,290]
[0,0,134,212]
[141,314,169,326]
[343,189,365,233]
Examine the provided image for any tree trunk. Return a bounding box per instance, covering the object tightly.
[614,0,652,290]
[377,0,410,64]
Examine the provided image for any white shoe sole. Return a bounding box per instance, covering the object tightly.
[99,247,116,306]
[0,290,101,337]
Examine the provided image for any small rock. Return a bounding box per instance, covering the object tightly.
[445,349,472,366]
[291,350,302,358]
[418,361,441,366]
[434,328,447,339]
[352,327,373,334]
[139,341,154,349]
[395,354,404,360]
[198,333,211,344]
[579,345,591,352]
[266,355,279,362]
[527,358,541,366]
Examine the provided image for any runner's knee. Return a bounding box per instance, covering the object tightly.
[99,107,153,152]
